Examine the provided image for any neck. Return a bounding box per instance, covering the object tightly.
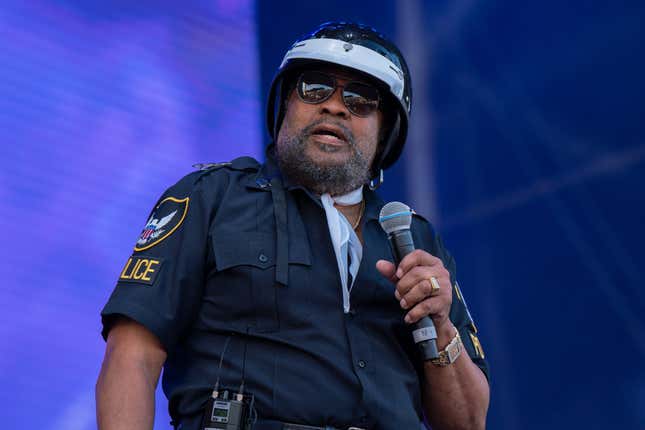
[335,199,364,231]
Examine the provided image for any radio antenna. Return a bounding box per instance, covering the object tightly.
[212,334,232,398]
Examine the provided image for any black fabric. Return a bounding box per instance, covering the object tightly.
[101,149,489,430]
[270,176,289,286]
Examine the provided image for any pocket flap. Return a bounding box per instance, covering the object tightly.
[212,231,310,271]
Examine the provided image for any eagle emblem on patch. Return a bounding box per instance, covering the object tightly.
[134,197,189,251]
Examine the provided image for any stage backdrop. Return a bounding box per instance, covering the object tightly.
[0,1,262,429]
[258,2,645,428]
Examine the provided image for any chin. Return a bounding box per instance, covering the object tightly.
[310,156,351,170]
[306,143,351,162]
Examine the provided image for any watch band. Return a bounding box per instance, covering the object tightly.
[430,327,463,366]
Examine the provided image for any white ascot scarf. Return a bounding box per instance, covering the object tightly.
[320,187,364,313]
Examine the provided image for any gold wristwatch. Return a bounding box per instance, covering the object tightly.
[430,327,463,366]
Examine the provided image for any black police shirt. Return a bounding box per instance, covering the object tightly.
[101,150,489,429]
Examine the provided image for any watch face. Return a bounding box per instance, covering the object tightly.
[447,335,463,363]
[447,345,458,363]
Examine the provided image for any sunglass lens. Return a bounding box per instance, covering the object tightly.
[298,72,335,103]
[344,82,379,116]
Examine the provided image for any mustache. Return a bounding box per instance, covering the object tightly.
[301,118,355,147]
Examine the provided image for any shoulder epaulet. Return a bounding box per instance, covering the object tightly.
[192,162,232,171]
[411,209,432,225]
[230,156,261,171]
[192,156,260,173]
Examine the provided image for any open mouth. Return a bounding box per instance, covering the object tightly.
[309,124,348,144]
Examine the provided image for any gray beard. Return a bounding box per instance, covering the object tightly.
[275,121,372,196]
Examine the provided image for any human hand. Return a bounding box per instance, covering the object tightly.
[376,249,452,330]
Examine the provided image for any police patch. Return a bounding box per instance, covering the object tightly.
[119,256,164,285]
[134,197,189,251]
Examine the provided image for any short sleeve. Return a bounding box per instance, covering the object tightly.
[101,173,212,353]
[431,233,490,382]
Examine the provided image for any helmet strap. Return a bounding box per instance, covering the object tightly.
[369,169,384,190]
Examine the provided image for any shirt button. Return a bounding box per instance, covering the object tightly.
[358,360,366,368]
[256,178,271,188]
[258,253,268,263]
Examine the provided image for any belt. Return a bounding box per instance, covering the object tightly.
[256,420,366,430]
[174,415,366,430]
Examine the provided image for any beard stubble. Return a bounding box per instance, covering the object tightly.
[275,119,373,196]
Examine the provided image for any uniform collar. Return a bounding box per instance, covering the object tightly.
[363,186,385,224]
[247,144,310,193]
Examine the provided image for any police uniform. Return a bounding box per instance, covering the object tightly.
[101,147,489,430]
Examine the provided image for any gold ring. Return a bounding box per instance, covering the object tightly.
[430,276,441,294]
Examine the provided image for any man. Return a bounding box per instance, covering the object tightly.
[97,22,490,430]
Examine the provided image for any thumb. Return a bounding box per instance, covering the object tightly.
[376,259,398,283]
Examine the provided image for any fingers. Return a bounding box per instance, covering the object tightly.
[404,296,448,324]
[392,250,452,325]
[376,250,452,325]
[397,263,450,301]
[401,274,452,325]
[376,259,397,283]
[395,249,442,279]
[399,272,450,316]
[398,276,439,309]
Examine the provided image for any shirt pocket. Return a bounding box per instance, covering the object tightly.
[209,231,311,333]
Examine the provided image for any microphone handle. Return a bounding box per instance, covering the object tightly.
[389,229,440,360]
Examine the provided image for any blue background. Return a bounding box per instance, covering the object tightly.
[1,1,644,429]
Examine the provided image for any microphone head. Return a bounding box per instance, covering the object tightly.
[379,201,413,234]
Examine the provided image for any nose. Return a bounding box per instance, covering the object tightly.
[319,87,350,119]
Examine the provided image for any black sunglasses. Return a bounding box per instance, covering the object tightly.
[296,71,380,117]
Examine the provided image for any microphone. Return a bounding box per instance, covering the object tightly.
[379,202,439,361]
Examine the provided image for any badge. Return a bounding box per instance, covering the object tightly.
[134,197,189,251]
[469,332,485,359]
[454,281,478,333]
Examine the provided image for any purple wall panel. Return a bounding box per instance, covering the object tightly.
[0,1,261,428]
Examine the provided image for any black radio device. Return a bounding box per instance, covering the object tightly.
[200,389,254,430]
[201,333,256,430]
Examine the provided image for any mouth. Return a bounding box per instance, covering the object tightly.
[308,123,349,146]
